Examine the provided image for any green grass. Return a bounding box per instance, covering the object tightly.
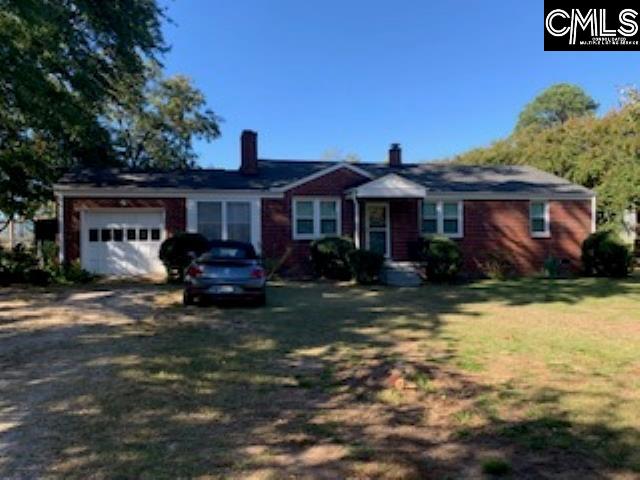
[481,457,512,475]
[1,276,639,479]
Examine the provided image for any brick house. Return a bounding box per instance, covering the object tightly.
[53,130,596,277]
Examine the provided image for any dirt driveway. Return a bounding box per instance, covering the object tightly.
[0,280,638,479]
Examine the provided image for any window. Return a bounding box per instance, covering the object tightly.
[113,229,123,242]
[139,228,149,241]
[421,200,463,237]
[126,229,136,241]
[530,201,550,237]
[196,201,252,243]
[442,202,460,235]
[197,202,222,240]
[226,202,251,242]
[320,201,338,235]
[151,228,161,241]
[101,229,111,242]
[89,229,98,242]
[293,198,341,239]
[295,201,314,236]
[422,202,438,234]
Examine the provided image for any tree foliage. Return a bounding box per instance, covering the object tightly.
[515,83,598,132]
[0,0,166,223]
[455,86,640,227]
[107,64,222,170]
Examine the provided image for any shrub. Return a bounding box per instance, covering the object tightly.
[61,260,94,284]
[582,230,633,278]
[543,255,562,278]
[0,243,38,284]
[420,236,462,282]
[309,236,355,280]
[0,243,93,286]
[159,232,210,282]
[476,250,516,280]
[25,268,52,286]
[40,240,60,274]
[348,249,384,284]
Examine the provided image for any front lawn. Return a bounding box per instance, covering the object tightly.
[0,277,639,478]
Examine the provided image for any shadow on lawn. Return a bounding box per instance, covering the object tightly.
[0,279,638,478]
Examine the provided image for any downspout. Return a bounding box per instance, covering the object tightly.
[352,193,360,249]
[591,196,597,233]
[57,194,65,264]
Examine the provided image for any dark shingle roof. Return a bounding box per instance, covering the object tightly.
[372,163,594,196]
[54,159,594,197]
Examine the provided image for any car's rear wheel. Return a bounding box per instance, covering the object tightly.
[183,291,195,306]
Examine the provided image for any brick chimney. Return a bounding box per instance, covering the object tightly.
[240,130,258,175]
[389,143,401,167]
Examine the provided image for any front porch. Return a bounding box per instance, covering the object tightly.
[350,173,425,262]
[349,174,426,286]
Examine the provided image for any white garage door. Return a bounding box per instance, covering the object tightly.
[82,210,166,276]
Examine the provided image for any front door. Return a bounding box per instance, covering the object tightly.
[366,203,390,257]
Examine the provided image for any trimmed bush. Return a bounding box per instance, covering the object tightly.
[582,231,633,278]
[309,236,355,280]
[159,232,210,282]
[348,249,384,285]
[421,236,462,282]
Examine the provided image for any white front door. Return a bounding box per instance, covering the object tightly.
[82,210,166,276]
[366,203,390,257]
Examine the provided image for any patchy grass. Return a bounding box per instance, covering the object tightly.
[0,276,639,478]
[482,457,512,475]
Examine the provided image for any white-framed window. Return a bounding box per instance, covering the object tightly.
[293,197,341,239]
[421,200,463,238]
[197,200,252,243]
[530,201,550,237]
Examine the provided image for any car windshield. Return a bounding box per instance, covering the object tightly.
[202,243,256,260]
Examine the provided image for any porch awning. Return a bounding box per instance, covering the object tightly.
[348,173,426,198]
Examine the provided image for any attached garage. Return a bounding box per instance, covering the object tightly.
[81,210,166,276]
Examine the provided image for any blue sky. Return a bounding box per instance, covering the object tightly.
[160,1,639,168]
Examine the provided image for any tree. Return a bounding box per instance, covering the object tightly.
[515,83,598,132]
[455,86,640,228]
[107,64,222,170]
[0,0,166,227]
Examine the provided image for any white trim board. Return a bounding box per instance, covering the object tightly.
[53,187,283,199]
[424,191,594,201]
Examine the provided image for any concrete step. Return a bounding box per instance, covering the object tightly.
[381,262,423,287]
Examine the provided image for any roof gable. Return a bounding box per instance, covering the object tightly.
[271,162,374,192]
[349,173,426,198]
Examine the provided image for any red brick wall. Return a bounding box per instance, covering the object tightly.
[62,197,186,262]
[459,199,592,275]
[261,167,369,274]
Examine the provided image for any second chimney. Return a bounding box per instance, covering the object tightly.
[240,130,258,175]
[389,143,402,167]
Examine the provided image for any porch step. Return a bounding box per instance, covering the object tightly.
[381,262,423,287]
